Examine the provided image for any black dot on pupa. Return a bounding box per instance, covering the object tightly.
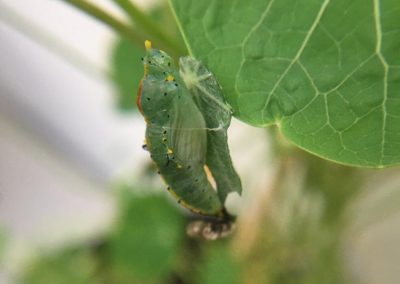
[164,92,167,96]
[141,57,144,61]
[167,186,170,191]
[148,60,152,64]
[147,97,151,101]
[167,114,170,118]
[195,178,199,182]
[174,83,178,87]
[163,130,167,134]
[162,138,167,142]
[177,199,182,204]
[187,165,191,169]
[168,62,171,66]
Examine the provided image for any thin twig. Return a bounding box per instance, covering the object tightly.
[61,0,146,47]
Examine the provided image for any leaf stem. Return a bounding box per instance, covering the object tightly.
[112,0,186,56]
[61,0,146,47]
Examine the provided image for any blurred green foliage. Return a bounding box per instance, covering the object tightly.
[22,247,96,284]
[0,229,6,264]
[22,153,362,284]
[110,192,184,281]
[240,152,366,284]
[110,38,142,111]
[20,189,247,284]
[198,243,240,284]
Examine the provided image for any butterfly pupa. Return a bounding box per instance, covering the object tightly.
[138,41,224,217]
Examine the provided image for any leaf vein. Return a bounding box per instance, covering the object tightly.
[374,0,389,165]
[234,0,276,104]
[260,0,331,122]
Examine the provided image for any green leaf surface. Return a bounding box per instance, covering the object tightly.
[169,0,400,167]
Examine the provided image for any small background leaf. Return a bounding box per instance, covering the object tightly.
[169,0,400,167]
[110,192,184,282]
[197,243,240,284]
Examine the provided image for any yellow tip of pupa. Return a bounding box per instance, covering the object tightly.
[144,40,152,50]
[166,75,174,81]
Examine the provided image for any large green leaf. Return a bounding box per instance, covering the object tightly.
[169,0,400,167]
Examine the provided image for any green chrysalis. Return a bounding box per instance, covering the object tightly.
[137,40,241,220]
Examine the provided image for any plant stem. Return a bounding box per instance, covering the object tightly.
[112,0,186,56]
[61,0,146,47]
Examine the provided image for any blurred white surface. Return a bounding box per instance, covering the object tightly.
[0,111,116,281]
[0,0,148,182]
[0,111,113,241]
